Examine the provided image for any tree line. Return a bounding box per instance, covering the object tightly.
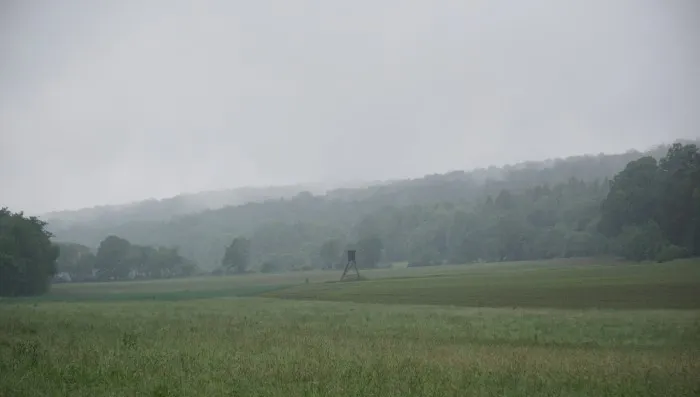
[599,143,700,261]
[49,141,694,270]
[207,143,700,273]
[54,236,198,282]
[93,142,700,275]
[1,142,698,295]
[216,233,384,275]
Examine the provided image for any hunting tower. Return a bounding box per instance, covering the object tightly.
[340,249,360,281]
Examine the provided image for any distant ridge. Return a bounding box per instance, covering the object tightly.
[42,181,373,229]
[46,138,698,243]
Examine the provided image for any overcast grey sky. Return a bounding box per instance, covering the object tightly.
[1,0,698,213]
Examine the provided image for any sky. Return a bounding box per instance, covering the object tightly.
[1,0,699,214]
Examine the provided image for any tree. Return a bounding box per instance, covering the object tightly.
[614,221,666,261]
[356,235,383,268]
[222,237,251,273]
[95,235,132,280]
[600,144,700,258]
[599,156,660,236]
[656,143,700,251]
[55,242,95,281]
[86,236,199,281]
[0,208,59,296]
[318,239,342,269]
[126,244,157,278]
[494,189,515,210]
[260,260,280,273]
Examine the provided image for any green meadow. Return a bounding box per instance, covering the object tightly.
[2,259,700,396]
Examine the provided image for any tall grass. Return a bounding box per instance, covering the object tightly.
[1,298,699,396]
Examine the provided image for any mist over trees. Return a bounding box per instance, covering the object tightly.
[42,183,371,230]
[45,141,697,274]
[2,141,698,292]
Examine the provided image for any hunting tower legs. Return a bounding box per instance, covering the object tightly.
[340,250,360,281]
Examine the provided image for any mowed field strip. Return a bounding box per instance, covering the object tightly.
[264,259,700,309]
[2,258,700,396]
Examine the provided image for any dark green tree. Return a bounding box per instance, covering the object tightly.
[318,239,342,269]
[614,221,666,261]
[656,143,700,251]
[0,208,59,296]
[222,237,251,273]
[124,243,197,279]
[599,143,700,260]
[356,235,383,268]
[55,242,95,281]
[95,235,132,280]
[599,156,660,236]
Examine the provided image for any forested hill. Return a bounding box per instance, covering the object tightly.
[43,181,373,229]
[49,140,700,271]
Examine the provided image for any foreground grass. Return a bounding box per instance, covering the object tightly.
[1,299,699,396]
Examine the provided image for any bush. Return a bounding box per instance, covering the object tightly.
[656,245,690,263]
[261,262,281,273]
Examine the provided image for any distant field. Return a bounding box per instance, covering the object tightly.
[266,258,700,309]
[26,259,590,302]
[32,258,700,309]
[2,258,699,396]
[39,263,423,301]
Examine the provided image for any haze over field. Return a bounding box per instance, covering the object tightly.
[2,3,700,396]
[1,0,699,214]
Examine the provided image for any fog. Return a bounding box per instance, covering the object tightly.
[1,0,698,214]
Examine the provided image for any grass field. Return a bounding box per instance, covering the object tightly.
[266,259,700,309]
[2,258,700,396]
